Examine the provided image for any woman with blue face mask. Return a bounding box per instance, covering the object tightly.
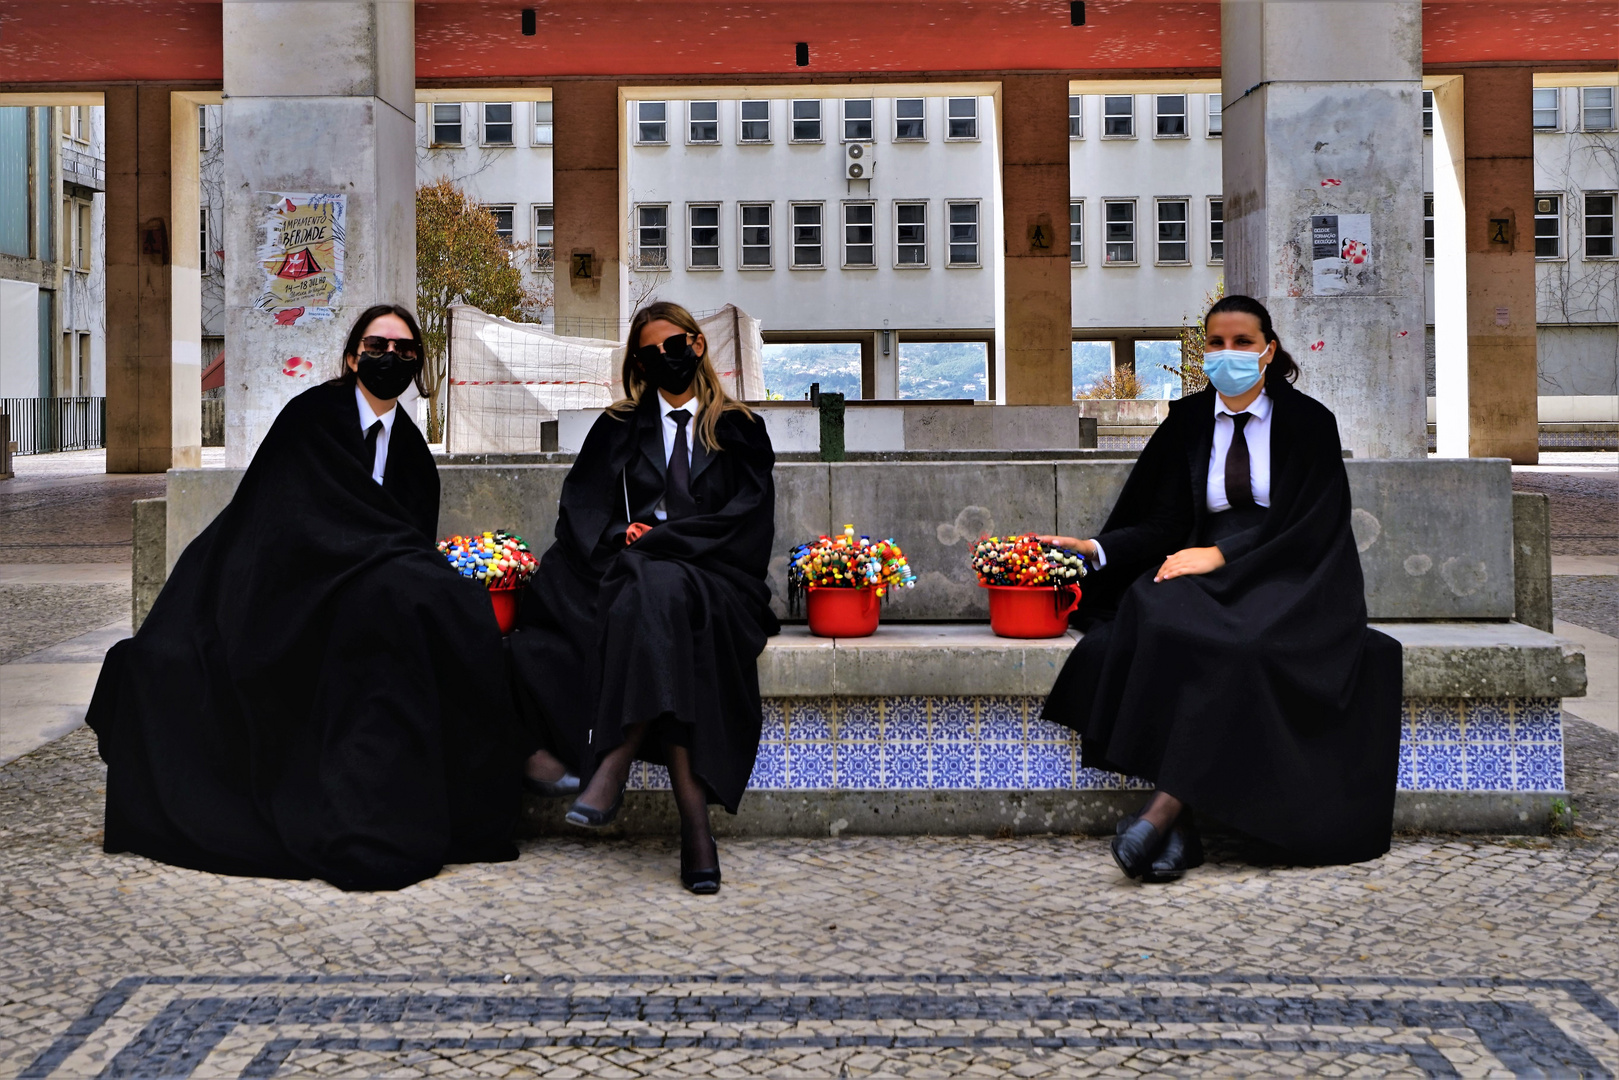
[1037,294,1401,882]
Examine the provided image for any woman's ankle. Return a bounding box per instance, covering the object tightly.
[524,749,568,783]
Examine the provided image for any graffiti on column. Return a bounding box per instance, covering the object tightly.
[255,193,346,324]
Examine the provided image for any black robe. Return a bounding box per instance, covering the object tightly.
[509,397,779,813]
[1043,375,1402,865]
[86,381,521,891]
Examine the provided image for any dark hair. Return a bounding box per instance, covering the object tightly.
[334,303,427,394]
[1204,294,1300,384]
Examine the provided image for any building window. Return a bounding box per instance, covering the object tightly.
[740,203,772,267]
[483,103,514,145]
[1104,199,1136,263]
[689,204,720,269]
[1422,90,1433,133]
[1156,199,1189,263]
[533,101,554,146]
[843,99,873,141]
[895,201,927,266]
[198,209,208,272]
[636,204,668,267]
[1583,87,1616,131]
[894,98,925,141]
[637,101,667,144]
[947,201,979,266]
[946,98,978,140]
[688,100,719,143]
[1586,193,1616,258]
[1069,200,1084,265]
[432,103,463,145]
[532,205,554,267]
[78,201,92,271]
[740,100,770,142]
[791,99,822,142]
[487,205,515,243]
[791,203,823,267]
[1532,87,1560,130]
[1534,195,1561,259]
[196,105,208,150]
[77,332,91,396]
[1208,198,1224,264]
[843,202,875,266]
[1423,195,1434,261]
[1207,94,1222,137]
[1103,95,1134,138]
[1069,96,1084,139]
[1154,95,1186,138]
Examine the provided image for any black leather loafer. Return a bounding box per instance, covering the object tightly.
[1141,824,1205,884]
[681,836,722,895]
[1110,818,1165,880]
[564,793,623,828]
[522,772,581,798]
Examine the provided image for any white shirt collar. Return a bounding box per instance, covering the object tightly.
[356,385,397,434]
[656,391,698,423]
[1215,386,1271,421]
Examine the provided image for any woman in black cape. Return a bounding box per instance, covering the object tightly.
[86,305,522,891]
[1040,295,1401,881]
[509,301,778,894]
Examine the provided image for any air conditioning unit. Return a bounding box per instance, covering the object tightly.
[845,142,875,180]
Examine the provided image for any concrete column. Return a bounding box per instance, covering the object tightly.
[103,87,203,473]
[552,82,622,338]
[222,1,416,465]
[1221,0,1427,458]
[999,75,1072,406]
[1456,69,1538,463]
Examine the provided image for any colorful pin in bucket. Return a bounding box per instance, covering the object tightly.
[970,535,1086,638]
[788,524,916,638]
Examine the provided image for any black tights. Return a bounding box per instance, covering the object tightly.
[576,721,717,873]
[1140,789,1184,833]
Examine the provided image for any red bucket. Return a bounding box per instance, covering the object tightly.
[984,584,1080,638]
[806,586,881,638]
[489,582,522,634]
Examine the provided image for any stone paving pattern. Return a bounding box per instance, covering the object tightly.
[1512,463,1618,557]
[1554,576,1619,641]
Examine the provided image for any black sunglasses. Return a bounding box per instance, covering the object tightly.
[633,332,690,364]
[359,336,422,360]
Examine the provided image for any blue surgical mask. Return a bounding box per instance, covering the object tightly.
[1202,346,1271,397]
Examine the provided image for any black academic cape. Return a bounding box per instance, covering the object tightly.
[509,396,779,813]
[86,381,522,891]
[1042,375,1402,864]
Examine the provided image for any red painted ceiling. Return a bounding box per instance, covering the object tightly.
[0,1,1613,86]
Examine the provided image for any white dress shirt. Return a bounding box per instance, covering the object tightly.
[1086,388,1273,569]
[356,386,397,486]
[652,392,699,522]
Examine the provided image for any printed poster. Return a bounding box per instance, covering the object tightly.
[1310,213,1372,295]
[256,192,345,324]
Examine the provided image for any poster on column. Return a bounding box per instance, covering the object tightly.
[255,192,346,325]
[1310,213,1372,294]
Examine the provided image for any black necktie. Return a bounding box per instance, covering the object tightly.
[665,409,697,519]
[1225,412,1255,510]
[365,420,383,479]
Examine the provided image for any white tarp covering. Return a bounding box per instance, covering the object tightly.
[445,303,765,454]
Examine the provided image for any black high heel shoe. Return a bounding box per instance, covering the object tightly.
[523,772,581,798]
[1110,817,1166,880]
[1142,823,1204,884]
[681,836,721,895]
[564,792,623,828]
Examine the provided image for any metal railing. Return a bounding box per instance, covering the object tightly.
[0,397,106,455]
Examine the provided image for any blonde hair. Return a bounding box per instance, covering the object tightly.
[610,301,754,451]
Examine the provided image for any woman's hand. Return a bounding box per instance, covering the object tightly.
[1154,546,1226,582]
[625,522,652,545]
[1036,535,1095,558]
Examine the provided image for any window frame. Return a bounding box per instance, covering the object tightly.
[1102,95,1135,139]
[1421,90,1433,134]
[532,204,555,269]
[1532,87,1560,131]
[482,102,515,146]
[687,100,720,145]
[197,205,208,275]
[893,200,929,267]
[1582,86,1616,132]
[1584,192,1616,260]
[790,202,825,269]
[893,98,926,142]
[1423,194,1434,262]
[945,199,980,267]
[739,99,771,143]
[532,101,554,146]
[1207,197,1224,265]
[635,101,669,145]
[1154,198,1190,264]
[738,201,774,269]
[1068,95,1084,140]
[1102,198,1138,265]
[485,204,516,244]
[74,198,92,273]
[790,99,823,143]
[945,97,979,141]
[687,203,722,270]
[635,203,670,269]
[1069,200,1084,266]
[842,200,877,268]
[77,331,91,395]
[1153,94,1188,139]
[1206,94,1222,138]
[195,105,207,151]
[842,99,874,142]
[431,102,464,147]
[1534,193,1563,261]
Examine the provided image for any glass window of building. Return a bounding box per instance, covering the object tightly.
[533,101,554,145]
[740,100,770,142]
[689,204,720,268]
[76,201,92,270]
[946,98,978,139]
[198,209,208,272]
[1532,88,1560,130]
[791,99,822,142]
[895,201,927,265]
[688,101,719,143]
[1208,198,1224,263]
[843,202,875,265]
[1154,95,1186,137]
[740,203,772,267]
[196,105,207,150]
[637,204,668,266]
[1423,195,1434,261]
[1069,96,1084,139]
[483,103,514,144]
[1103,95,1134,137]
[1585,194,1615,258]
[843,99,873,141]
[947,201,979,265]
[487,205,515,242]
[1583,87,1615,130]
[792,204,823,267]
[637,101,667,143]
[1156,199,1189,262]
[532,205,554,267]
[1207,94,1222,137]
[1534,195,1561,259]
[894,98,925,141]
[1069,201,1084,264]
[432,103,462,145]
[1104,200,1136,263]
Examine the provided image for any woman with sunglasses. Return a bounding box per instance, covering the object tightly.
[87,304,522,891]
[509,301,777,894]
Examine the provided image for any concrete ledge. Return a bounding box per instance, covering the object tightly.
[518,790,1564,838]
[1377,621,1587,699]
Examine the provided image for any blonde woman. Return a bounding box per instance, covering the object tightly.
[509,302,778,894]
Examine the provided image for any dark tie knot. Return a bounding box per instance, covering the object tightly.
[669,409,691,426]
[1229,412,1250,430]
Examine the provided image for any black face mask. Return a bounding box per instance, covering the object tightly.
[635,332,700,395]
[354,350,421,401]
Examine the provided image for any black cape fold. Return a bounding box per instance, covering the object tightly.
[509,397,779,813]
[1043,376,1402,864]
[86,381,521,891]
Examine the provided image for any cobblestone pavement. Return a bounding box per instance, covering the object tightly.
[1,729,1615,1078]
[1555,576,1619,641]
[1512,456,1618,558]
